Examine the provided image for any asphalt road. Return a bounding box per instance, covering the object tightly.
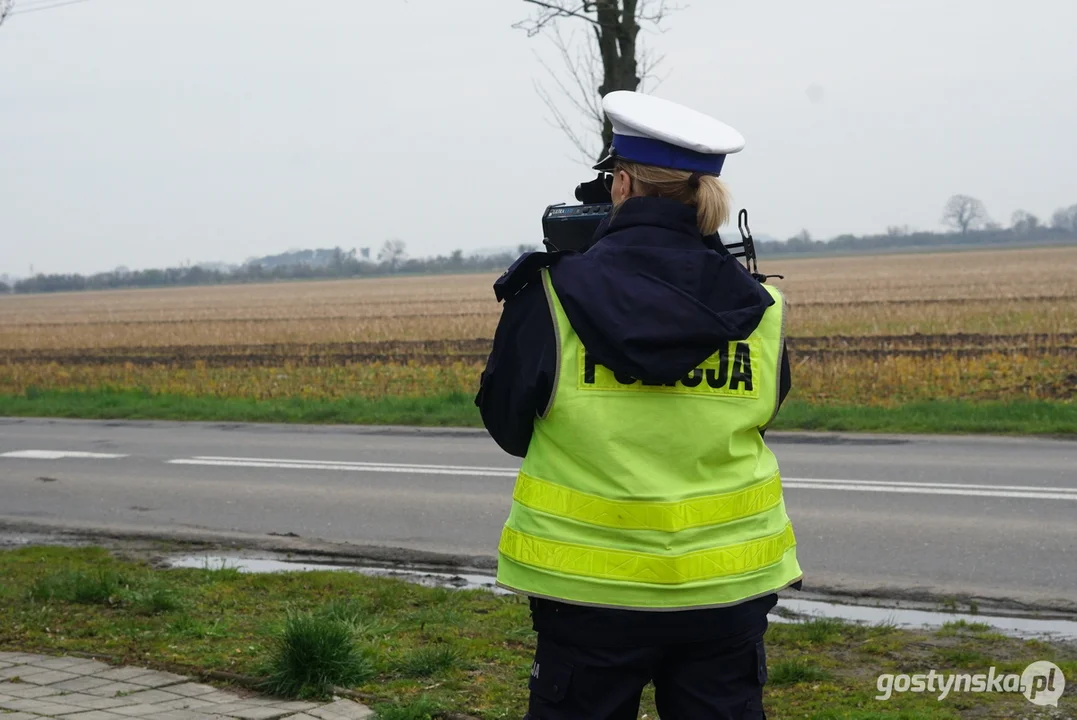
[2,417,1075,610]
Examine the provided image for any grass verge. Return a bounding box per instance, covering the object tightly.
[1,388,1075,435]
[0,388,481,427]
[1,547,1074,719]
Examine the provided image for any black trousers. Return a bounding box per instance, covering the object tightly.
[524,629,769,720]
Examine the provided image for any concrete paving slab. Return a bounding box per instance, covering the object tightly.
[151,711,225,720]
[16,669,82,685]
[0,682,59,699]
[22,656,89,671]
[42,691,137,710]
[125,670,189,687]
[227,707,297,719]
[273,701,322,713]
[53,660,113,676]
[167,682,221,698]
[50,676,116,693]
[305,699,377,720]
[0,664,41,679]
[0,653,49,664]
[82,680,145,697]
[94,667,153,683]
[0,697,88,715]
[0,652,375,720]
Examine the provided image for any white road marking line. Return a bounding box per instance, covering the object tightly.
[782,482,1077,502]
[767,476,1077,494]
[191,456,513,474]
[1,450,129,460]
[166,456,1077,501]
[168,458,518,478]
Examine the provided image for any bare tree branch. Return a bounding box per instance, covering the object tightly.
[532,24,605,163]
[0,0,14,27]
[554,26,604,124]
[637,44,670,93]
[535,81,598,163]
[517,0,684,161]
[637,0,684,24]
[7,0,93,18]
[515,1,605,37]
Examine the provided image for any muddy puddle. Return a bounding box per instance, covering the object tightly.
[0,533,89,549]
[166,553,1077,642]
[775,597,1077,641]
[8,530,1073,641]
[167,554,513,595]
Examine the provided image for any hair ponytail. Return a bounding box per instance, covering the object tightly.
[615,161,732,236]
[694,175,731,235]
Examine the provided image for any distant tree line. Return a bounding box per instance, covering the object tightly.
[3,240,540,295]
[3,198,1077,295]
[756,197,1077,256]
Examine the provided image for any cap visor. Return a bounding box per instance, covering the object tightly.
[592,153,616,171]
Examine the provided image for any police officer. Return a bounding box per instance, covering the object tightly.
[475,91,802,720]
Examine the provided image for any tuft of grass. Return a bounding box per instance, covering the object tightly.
[319,598,399,640]
[870,618,898,634]
[936,619,992,637]
[321,598,370,625]
[373,695,442,720]
[769,658,832,686]
[166,615,225,639]
[779,616,849,645]
[395,644,462,678]
[28,568,183,614]
[29,569,128,605]
[195,558,244,583]
[127,584,185,615]
[807,710,948,720]
[259,611,375,699]
[360,581,412,615]
[933,648,993,668]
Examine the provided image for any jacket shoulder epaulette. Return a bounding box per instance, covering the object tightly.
[493,251,566,302]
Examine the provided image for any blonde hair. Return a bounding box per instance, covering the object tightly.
[615,161,732,235]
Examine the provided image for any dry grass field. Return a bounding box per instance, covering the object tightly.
[2,246,1076,407]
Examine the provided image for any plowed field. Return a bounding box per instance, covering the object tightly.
[2,246,1075,406]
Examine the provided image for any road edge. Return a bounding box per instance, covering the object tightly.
[4,516,1076,618]
[3,415,1076,445]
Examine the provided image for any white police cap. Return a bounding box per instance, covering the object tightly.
[593,91,745,176]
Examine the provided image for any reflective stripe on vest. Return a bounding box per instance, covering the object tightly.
[512,470,784,532]
[500,521,796,585]
[496,268,802,610]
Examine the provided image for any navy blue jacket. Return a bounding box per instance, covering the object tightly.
[476,196,791,458]
[475,196,796,646]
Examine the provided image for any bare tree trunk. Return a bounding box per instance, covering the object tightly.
[517,0,673,165]
[593,1,642,156]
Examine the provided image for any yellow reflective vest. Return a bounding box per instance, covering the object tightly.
[496,268,802,610]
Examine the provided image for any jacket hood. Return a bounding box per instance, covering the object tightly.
[548,196,775,384]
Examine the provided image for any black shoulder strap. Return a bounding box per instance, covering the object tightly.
[493,251,568,302]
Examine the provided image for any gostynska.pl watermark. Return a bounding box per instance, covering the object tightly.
[876,661,1065,706]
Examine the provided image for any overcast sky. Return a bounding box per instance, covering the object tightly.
[1,0,1075,275]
